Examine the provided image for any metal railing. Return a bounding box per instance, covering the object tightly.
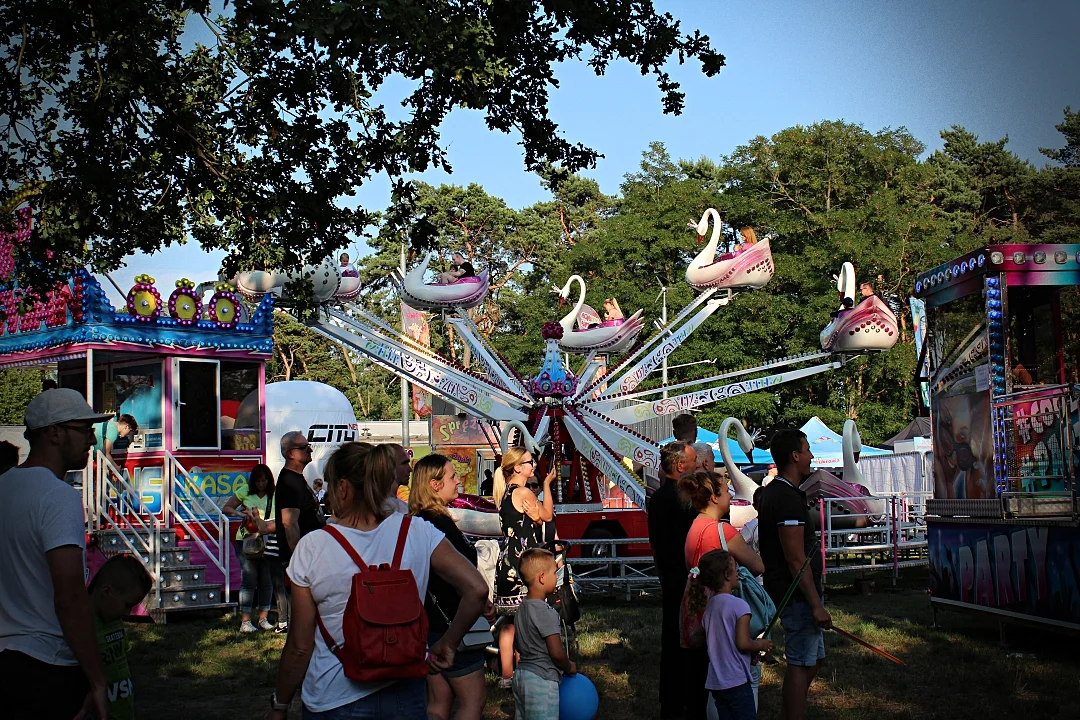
[561,537,659,600]
[818,493,931,585]
[162,452,231,603]
[89,450,163,609]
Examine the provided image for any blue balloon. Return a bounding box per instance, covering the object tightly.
[559,673,599,720]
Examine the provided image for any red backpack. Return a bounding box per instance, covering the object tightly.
[314,517,430,682]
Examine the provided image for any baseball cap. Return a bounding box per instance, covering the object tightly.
[24,389,115,431]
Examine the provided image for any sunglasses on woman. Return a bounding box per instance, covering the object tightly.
[524,481,540,490]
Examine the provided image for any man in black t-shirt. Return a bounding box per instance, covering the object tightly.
[274,431,324,568]
[759,429,832,720]
[646,442,698,719]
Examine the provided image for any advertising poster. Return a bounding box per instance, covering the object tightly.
[116,455,259,515]
[1011,393,1069,492]
[438,446,480,495]
[430,415,498,446]
[401,302,432,418]
[929,522,1080,627]
[909,297,931,408]
[932,383,995,499]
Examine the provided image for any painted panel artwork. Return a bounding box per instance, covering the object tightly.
[930,522,1080,627]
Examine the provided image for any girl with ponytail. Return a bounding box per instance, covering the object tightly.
[687,549,772,720]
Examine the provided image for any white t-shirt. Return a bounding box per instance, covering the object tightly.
[0,466,87,665]
[287,514,445,712]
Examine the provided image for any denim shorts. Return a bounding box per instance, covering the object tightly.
[428,630,485,679]
[780,601,825,667]
[301,679,426,720]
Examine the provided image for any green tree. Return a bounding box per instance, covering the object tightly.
[0,368,43,424]
[2,1,723,299]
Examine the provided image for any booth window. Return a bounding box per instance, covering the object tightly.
[1007,287,1060,387]
[221,361,260,450]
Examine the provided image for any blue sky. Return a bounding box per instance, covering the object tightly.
[107,0,1080,304]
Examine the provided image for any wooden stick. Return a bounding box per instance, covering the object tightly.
[831,625,906,666]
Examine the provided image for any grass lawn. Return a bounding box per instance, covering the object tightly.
[129,569,1080,719]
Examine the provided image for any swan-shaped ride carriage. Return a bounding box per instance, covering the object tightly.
[551,275,645,354]
[819,262,899,353]
[391,252,490,311]
[686,209,775,291]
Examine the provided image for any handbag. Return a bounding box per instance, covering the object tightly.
[719,522,776,638]
[429,591,494,651]
[241,493,272,560]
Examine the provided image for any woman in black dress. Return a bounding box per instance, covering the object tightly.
[493,446,556,687]
[409,453,494,720]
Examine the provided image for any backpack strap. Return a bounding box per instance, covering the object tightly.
[322,524,368,572]
[718,521,730,551]
[391,515,412,570]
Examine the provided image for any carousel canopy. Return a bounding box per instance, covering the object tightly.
[659,427,774,465]
[799,416,891,468]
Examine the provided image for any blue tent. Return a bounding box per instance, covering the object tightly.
[660,427,774,465]
[799,416,891,468]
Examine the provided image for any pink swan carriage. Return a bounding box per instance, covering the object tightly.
[685,209,775,291]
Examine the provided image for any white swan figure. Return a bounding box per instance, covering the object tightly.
[551,275,644,354]
[684,209,774,291]
[842,418,864,487]
[718,417,761,529]
[499,420,542,455]
[392,252,490,311]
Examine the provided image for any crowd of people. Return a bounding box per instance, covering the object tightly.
[0,387,577,720]
[649,413,830,720]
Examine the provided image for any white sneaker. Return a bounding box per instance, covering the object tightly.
[258,618,274,631]
[240,620,257,633]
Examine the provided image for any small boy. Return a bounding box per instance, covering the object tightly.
[512,548,576,720]
[88,555,153,720]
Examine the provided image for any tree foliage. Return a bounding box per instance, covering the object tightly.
[1,0,722,298]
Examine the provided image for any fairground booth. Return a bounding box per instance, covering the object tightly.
[0,263,273,619]
[915,244,1080,631]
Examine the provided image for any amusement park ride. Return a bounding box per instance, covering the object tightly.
[0,205,899,618]
[237,208,898,548]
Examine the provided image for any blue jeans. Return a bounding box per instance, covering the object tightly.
[267,554,291,624]
[779,601,825,667]
[710,682,756,720]
[302,679,426,719]
[234,540,272,614]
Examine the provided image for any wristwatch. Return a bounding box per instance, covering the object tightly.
[269,692,290,712]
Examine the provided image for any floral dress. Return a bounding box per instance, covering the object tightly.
[494,488,545,598]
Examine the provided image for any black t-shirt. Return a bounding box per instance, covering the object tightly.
[457,261,476,277]
[758,477,823,604]
[274,468,325,566]
[647,476,696,590]
[418,510,475,635]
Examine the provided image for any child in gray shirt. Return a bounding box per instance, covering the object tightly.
[512,548,576,720]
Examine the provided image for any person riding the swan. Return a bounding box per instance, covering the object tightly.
[437,252,476,285]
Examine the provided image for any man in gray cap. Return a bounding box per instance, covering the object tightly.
[0,389,114,720]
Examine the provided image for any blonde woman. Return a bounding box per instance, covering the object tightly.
[493,446,556,687]
[267,443,488,720]
[409,454,494,720]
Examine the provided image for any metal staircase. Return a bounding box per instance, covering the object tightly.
[87,451,232,622]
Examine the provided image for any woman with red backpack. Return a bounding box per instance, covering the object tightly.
[266,443,489,720]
